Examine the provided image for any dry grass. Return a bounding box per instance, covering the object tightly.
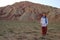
[0,20,60,40]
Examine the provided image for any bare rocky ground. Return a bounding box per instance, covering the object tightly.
[0,20,60,40]
[0,1,60,22]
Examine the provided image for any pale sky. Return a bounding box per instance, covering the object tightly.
[0,0,60,8]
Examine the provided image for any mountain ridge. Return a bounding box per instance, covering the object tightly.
[0,1,60,22]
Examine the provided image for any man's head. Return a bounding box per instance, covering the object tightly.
[42,12,47,17]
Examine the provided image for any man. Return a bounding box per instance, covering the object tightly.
[40,13,48,38]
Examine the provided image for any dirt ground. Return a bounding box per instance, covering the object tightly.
[0,20,60,40]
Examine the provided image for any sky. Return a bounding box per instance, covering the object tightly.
[0,0,60,8]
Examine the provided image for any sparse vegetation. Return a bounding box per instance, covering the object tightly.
[0,20,60,40]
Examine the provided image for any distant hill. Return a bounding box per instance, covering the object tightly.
[0,1,60,22]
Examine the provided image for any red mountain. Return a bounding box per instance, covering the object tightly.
[0,1,60,22]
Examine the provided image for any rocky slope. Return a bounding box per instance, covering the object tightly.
[0,1,60,22]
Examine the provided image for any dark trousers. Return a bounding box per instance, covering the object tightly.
[42,26,47,36]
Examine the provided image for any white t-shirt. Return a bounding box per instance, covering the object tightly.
[40,17,48,27]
